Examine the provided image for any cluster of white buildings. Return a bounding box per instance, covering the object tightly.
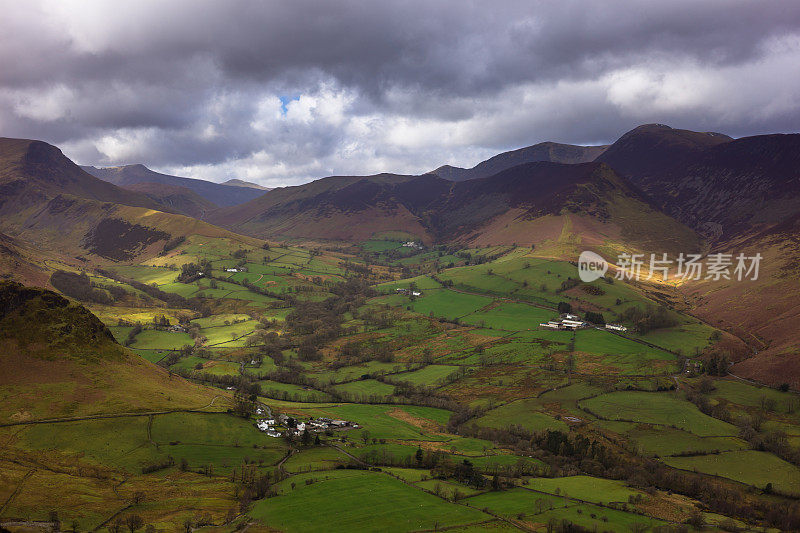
[256,414,358,438]
[401,241,424,249]
[539,313,628,333]
[539,313,587,330]
[395,287,422,297]
[256,418,281,438]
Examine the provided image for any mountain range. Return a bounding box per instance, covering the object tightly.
[81,163,270,209]
[430,141,608,181]
[0,124,798,384]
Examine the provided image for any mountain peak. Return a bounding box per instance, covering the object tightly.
[430,141,608,182]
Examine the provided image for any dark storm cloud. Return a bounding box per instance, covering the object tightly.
[0,0,799,185]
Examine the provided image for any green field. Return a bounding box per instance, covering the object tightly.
[392,365,463,386]
[627,428,748,457]
[283,446,348,473]
[524,475,641,504]
[461,302,552,331]
[665,450,800,494]
[250,470,489,532]
[579,391,738,436]
[332,379,397,399]
[473,399,568,433]
[130,329,193,350]
[399,289,494,320]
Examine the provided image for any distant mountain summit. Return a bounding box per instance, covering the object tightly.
[596,124,800,239]
[82,164,267,207]
[223,178,272,191]
[0,139,161,211]
[430,141,608,182]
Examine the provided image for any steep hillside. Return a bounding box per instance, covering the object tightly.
[0,231,50,287]
[597,126,800,385]
[0,137,260,262]
[0,138,162,211]
[678,214,800,387]
[596,124,800,240]
[210,162,700,255]
[435,161,700,255]
[83,164,267,206]
[0,281,220,422]
[208,173,431,242]
[431,141,608,181]
[596,124,732,183]
[123,181,218,218]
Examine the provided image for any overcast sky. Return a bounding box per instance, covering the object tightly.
[1,0,799,187]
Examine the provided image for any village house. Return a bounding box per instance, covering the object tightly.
[395,288,422,297]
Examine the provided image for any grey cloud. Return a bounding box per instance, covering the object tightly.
[0,0,798,184]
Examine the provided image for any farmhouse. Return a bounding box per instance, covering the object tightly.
[605,323,628,332]
[539,313,588,330]
[395,288,422,297]
[402,241,424,249]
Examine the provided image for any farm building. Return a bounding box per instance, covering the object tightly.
[540,314,588,330]
[395,288,422,297]
[605,323,628,332]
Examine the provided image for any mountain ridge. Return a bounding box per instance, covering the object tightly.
[82,163,268,207]
[430,141,609,182]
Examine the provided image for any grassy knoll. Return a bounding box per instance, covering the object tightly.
[472,399,569,433]
[664,450,800,495]
[579,391,738,436]
[250,470,489,532]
